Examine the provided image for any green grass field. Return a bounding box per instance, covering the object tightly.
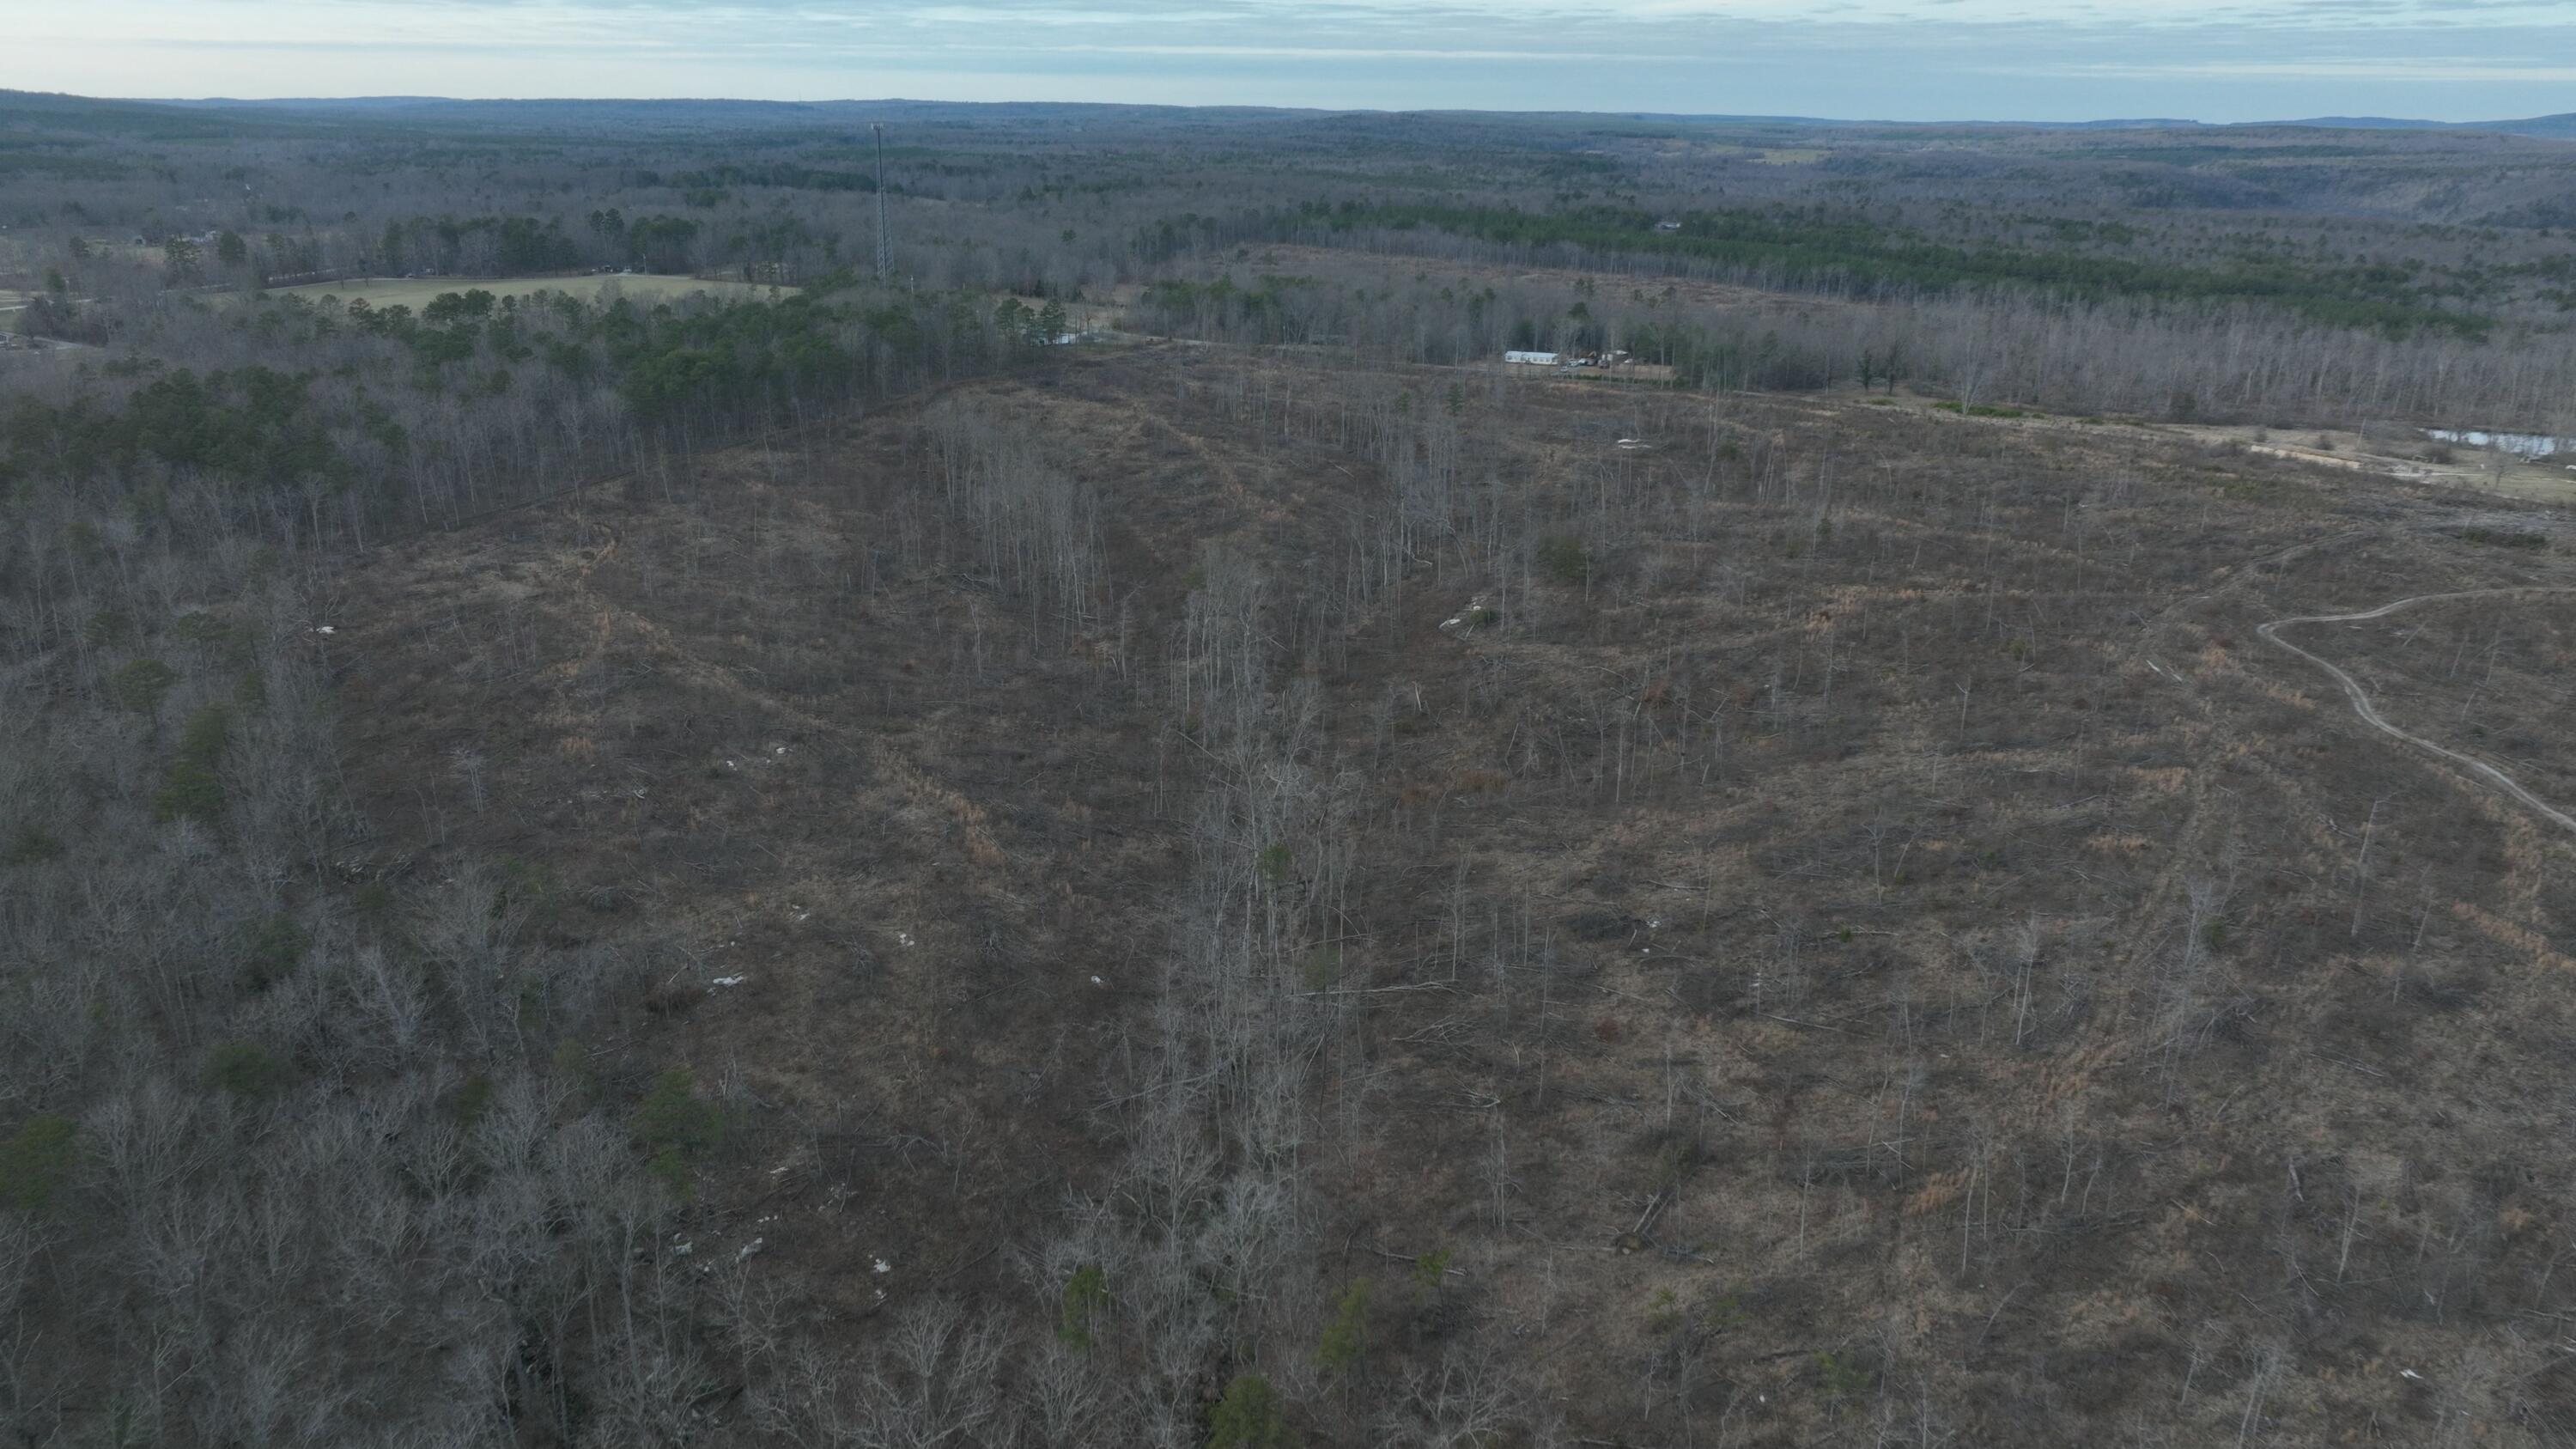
[256,274,797,308]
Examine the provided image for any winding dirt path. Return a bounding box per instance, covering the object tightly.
[2258,588,2576,835]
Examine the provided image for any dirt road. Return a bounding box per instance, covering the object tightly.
[2259,588,2576,835]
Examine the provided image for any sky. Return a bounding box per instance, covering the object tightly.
[14,0,2576,124]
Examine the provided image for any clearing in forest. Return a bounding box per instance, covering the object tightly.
[257,272,797,309]
[326,344,2576,1446]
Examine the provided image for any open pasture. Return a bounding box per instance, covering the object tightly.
[258,271,796,308]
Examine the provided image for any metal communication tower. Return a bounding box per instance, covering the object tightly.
[872,124,891,282]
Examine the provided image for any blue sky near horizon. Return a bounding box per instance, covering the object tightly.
[15,0,2576,124]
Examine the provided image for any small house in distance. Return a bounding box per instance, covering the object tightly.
[1655,219,1684,233]
[1504,350,1560,367]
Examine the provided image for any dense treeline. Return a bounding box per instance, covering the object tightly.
[2,277,1060,548]
[1321,201,2488,338]
[1127,261,2576,433]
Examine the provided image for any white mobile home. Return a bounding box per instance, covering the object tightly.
[1504,350,1560,366]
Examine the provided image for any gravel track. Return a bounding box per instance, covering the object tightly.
[2258,588,2576,835]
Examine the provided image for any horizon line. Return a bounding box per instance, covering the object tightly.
[16,89,2573,134]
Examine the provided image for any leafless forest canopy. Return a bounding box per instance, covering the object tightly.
[4,91,2576,1447]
